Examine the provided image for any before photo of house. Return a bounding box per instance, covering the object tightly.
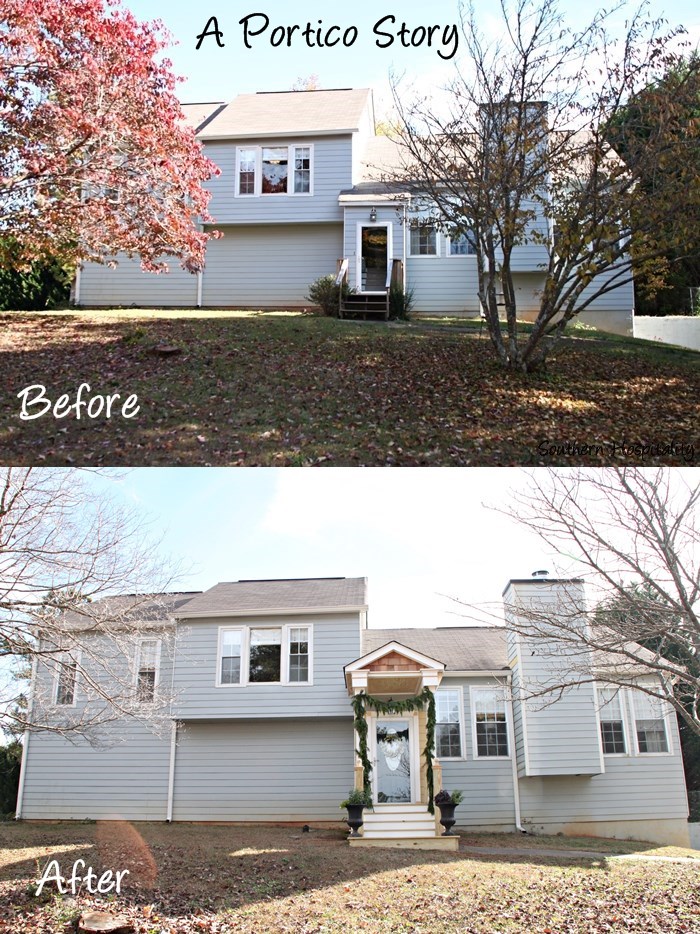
[75,88,635,336]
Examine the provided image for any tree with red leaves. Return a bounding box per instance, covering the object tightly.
[0,0,220,273]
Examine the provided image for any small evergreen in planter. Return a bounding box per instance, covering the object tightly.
[340,788,373,837]
[434,789,464,836]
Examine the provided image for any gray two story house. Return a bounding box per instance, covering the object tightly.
[75,88,635,336]
[17,576,690,848]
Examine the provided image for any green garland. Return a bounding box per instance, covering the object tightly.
[351,687,437,814]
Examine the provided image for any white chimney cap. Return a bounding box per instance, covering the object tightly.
[531,569,550,578]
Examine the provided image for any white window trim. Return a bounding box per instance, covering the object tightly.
[470,684,511,760]
[408,223,440,258]
[234,144,315,198]
[134,637,162,704]
[216,624,313,687]
[434,685,466,761]
[628,687,673,757]
[595,685,629,758]
[53,649,80,708]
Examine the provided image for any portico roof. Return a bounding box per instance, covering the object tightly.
[344,640,445,695]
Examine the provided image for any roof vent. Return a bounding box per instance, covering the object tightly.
[531,569,549,578]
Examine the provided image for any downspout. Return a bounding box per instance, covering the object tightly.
[506,683,527,833]
[402,202,408,292]
[166,720,177,822]
[166,617,178,821]
[15,653,39,820]
[74,264,82,306]
[196,270,203,309]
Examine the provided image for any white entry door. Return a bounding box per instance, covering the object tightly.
[372,716,418,804]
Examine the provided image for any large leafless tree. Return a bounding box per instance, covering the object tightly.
[389,0,699,371]
[0,468,183,740]
[497,467,700,735]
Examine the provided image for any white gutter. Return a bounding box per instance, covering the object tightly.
[506,689,526,833]
[15,654,38,820]
[74,265,82,306]
[197,270,203,308]
[176,604,368,620]
[166,720,178,822]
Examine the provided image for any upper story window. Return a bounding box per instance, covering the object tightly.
[631,691,669,754]
[288,627,310,682]
[597,686,626,754]
[217,624,312,685]
[435,688,463,758]
[249,628,282,682]
[409,224,437,256]
[236,145,314,197]
[55,652,78,706]
[472,687,509,757]
[136,639,161,703]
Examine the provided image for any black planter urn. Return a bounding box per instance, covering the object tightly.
[437,802,457,836]
[345,804,366,837]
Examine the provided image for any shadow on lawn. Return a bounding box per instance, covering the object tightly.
[0,820,618,920]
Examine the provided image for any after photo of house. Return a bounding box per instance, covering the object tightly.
[1,466,699,933]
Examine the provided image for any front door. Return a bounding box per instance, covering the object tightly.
[359,225,389,292]
[373,718,414,804]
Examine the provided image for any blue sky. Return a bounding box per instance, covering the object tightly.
[120,0,700,105]
[91,467,559,629]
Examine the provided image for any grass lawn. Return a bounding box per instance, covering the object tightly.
[1,822,699,933]
[0,310,698,466]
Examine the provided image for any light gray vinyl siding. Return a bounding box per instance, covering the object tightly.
[439,677,516,829]
[204,136,352,224]
[407,256,480,314]
[494,203,551,273]
[509,631,602,777]
[201,224,342,307]
[172,718,354,821]
[521,683,602,776]
[520,747,688,824]
[506,587,602,777]
[172,612,360,719]
[79,256,197,307]
[20,721,171,820]
[506,636,527,776]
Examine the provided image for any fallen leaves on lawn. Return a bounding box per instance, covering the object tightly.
[0,313,697,466]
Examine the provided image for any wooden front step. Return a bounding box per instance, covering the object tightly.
[341,293,388,319]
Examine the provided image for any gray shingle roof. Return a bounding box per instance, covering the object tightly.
[181,102,226,134]
[59,592,202,630]
[361,627,508,671]
[177,577,367,617]
[199,89,372,139]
